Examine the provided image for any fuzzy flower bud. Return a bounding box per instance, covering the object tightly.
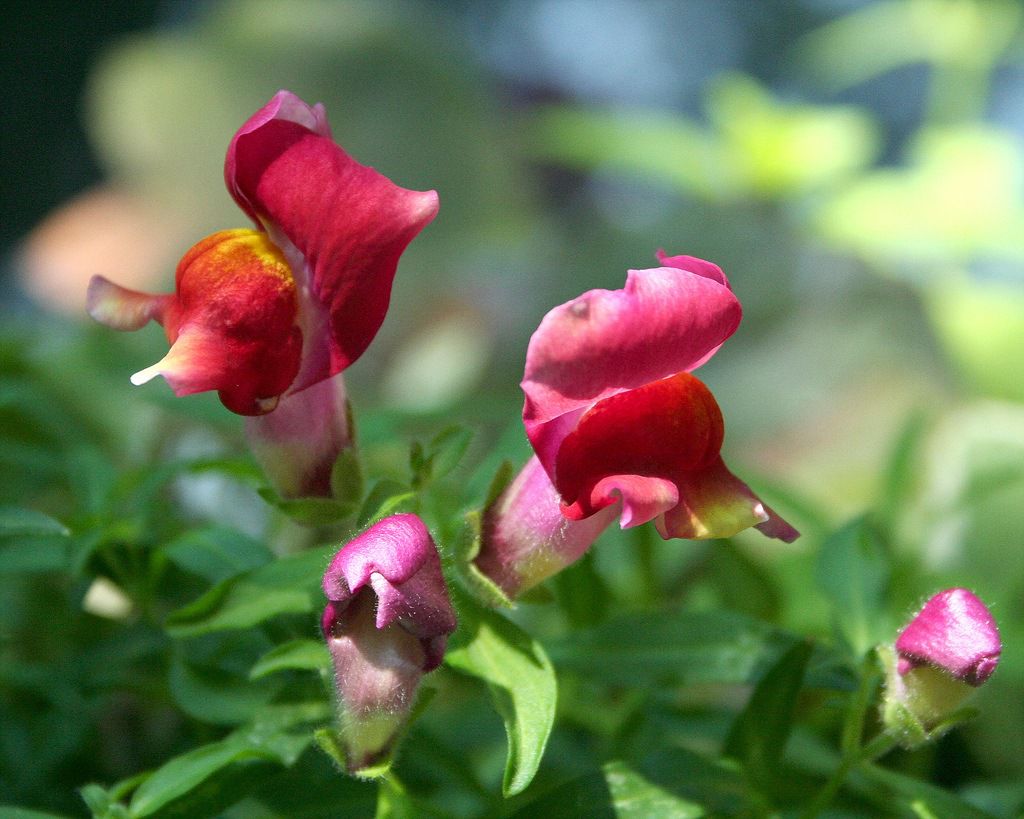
[880,587,1000,747]
[472,455,618,599]
[321,514,457,773]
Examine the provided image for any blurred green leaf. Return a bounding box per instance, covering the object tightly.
[256,488,356,526]
[357,480,416,528]
[724,640,813,791]
[161,526,273,584]
[859,762,997,819]
[816,518,891,658]
[411,425,473,489]
[169,653,282,725]
[330,447,364,511]
[249,639,330,680]
[165,545,334,638]
[0,809,77,819]
[445,595,556,796]
[547,610,797,686]
[509,760,706,818]
[0,507,74,574]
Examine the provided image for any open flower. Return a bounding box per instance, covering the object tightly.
[521,251,797,543]
[322,513,457,774]
[86,90,438,415]
[881,587,1001,746]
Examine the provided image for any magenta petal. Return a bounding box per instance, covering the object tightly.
[522,265,741,472]
[225,90,331,223]
[896,588,1001,686]
[228,97,438,386]
[323,514,456,671]
[655,250,731,287]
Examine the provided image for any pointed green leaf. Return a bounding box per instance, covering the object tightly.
[815,518,890,657]
[724,640,813,790]
[165,545,335,637]
[250,638,330,679]
[445,595,556,796]
[162,526,273,583]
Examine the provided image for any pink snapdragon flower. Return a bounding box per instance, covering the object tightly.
[473,253,798,598]
[87,90,438,416]
[520,252,797,544]
[322,514,457,773]
[882,587,1001,745]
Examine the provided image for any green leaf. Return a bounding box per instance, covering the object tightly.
[0,808,77,819]
[169,653,283,725]
[602,761,706,818]
[357,480,416,527]
[445,595,556,796]
[250,638,330,679]
[330,447,364,510]
[724,640,813,791]
[162,526,273,583]
[546,610,796,686]
[128,705,326,817]
[165,545,335,638]
[375,775,422,819]
[859,763,998,819]
[257,487,356,526]
[815,518,891,658]
[0,506,73,573]
[0,506,69,537]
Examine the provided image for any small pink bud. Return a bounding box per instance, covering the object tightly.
[472,455,618,599]
[896,588,1001,686]
[322,514,456,773]
[881,587,1001,747]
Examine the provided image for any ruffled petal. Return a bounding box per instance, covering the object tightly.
[137,229,302,415]
[523,264,741,473]
[228,95,439,388]
[555,372,798,542]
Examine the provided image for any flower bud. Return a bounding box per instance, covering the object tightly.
[472,455,618,599]
[880,588,1000,746]
[322,514,457,773]
[245,374,353,498]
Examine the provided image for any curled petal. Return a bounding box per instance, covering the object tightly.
[140,229,302,415]
[228,94,439,388]
[896,588,1001,686]
[556,372,797,542]
[86,276,170,330]
[323,514,457,670]
[523,265,741,471]
[655,250,731,287]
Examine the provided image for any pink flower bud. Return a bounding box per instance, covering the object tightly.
[881,587,1000,746]
[322,514,456,772]
[896,587,1000,686]
[473,455,618,599]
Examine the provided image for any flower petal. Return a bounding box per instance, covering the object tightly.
[896,588,1001,686]
[144,229,302,415]
[86,276,170,330]
[523,263,741,471]
[556,372,797,542]
[228,93,439,388]
[323,513,457,669]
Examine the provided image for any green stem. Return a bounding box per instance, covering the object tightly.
[800,656,884,819]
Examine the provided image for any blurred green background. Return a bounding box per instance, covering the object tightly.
[4,0,1024,815]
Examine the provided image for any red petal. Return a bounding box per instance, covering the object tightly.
[133,229,302,415]
[556,372,798,542]
[228,94,438,386]
[523,263,741,473]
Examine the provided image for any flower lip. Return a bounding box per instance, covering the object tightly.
[323,513,457,671]
[519,253,797,544]
[896,587,1001,686]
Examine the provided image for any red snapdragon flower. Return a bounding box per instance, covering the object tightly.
[87,90,438,415]
[521,252,798,542]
